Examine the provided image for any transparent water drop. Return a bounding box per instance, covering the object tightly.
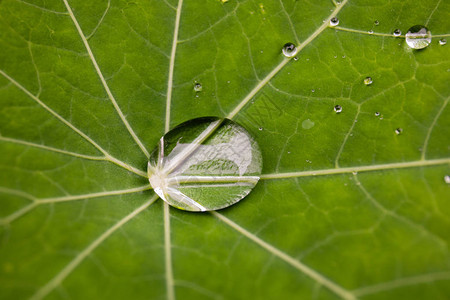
[282,43,297,57]
[194,83,202,92]
[147,117,262,212]
[258,127,263,131]
[352,171,358,175]
[330,17,339,27]
[368,30,374,34]
[405,25,431,49]
[294,56,299,61]
[302,119,315,129]
[375,111,380,117]
[439,38,447,46]
[364,77,373,85]
[393,29,401,36]
[334,105,342,113]
[445,175,450,184]
[374,20,379,26]
[395,128,403,135]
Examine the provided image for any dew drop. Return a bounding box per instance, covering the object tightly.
[294,56,299,61]
[364,77,373,85]
[258,127,263,131]
[368,30,374,34]
[282,43,297,57]
[147,117,262,212]
[439,38,447,46]
[330,17,339,27]
[395,128,403,135]
[334,105,342,113]
[352,171,358,175]
[393,29,401,36]
[302,119,315,129]
[194,83,202,92]
[375,111,380,117]
[445,175,450,184]
[405,25,431,49]
[374,20,379,26]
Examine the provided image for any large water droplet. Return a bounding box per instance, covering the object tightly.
[282,43,297,57]
[330,17,339,27]
[334,105,342,113]
[405,25,431,49]
[147,117,262,212]
[364,77,373,85]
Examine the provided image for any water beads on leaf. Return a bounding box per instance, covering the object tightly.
[282,43,297,57]
[147,117,262,212]
[405,25,431,49]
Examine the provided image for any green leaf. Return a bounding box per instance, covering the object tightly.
[0,0,449,299]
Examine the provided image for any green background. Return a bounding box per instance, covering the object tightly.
[0,0,449,299]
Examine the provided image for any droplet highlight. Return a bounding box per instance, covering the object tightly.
[439,38,447,46]
[147,117,262,212]
[405,25,431,49]
[364,77,373,85]
[282,43,297,58]
[330,17,339,27]
[334,105,342,113]
[445,175,450,184]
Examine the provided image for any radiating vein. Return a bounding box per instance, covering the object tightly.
[0,71,147,178]
[62,0,150,158]
[165,0,184,133]
[353,271,450,297]
[226,0,349,120]
[212,212,356,300]
[0,185,151,225]
[421,97,448,160]
[260,158,450,180]
[29,195,158,300]
[163,1,184,299]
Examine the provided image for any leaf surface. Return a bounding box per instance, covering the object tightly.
[0,0,449,299]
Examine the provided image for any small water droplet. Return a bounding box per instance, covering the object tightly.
[393,29,401,36]
[342,55,346,58]
[334,105,342,113]
[194,83,202,92]
[336,0,341,5]
[147,117,262,212]
[368,30,374,34]
[405,25,431,49]
[334,55,337,58]
[330,17,339,27]
[302,119,315,130]
[352,171,358,175]
[282,43,297,57]
[439,38,447,46]
[294,56,299,61]
[311,89,315,93]
[374,20,379,26]
[364,77,373,85]
[258,127,263,131]
[444,175,450,184]
[380,116,384,120]
[395,128,403,135]
[375,112,380,116]
[227,80,230,83]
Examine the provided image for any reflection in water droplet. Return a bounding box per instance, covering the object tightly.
[330,17,339,27]
[445,175,450,184]
[147,117,262,212]
[393,29,401,36]
[194,83,202,92]
[395,128,403,135]
[405,25,431,49]
[302,119,315,129]
[439,39,447,46]
[334,105,342,113]
[364,77,373,85]
[282,43,297,57]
